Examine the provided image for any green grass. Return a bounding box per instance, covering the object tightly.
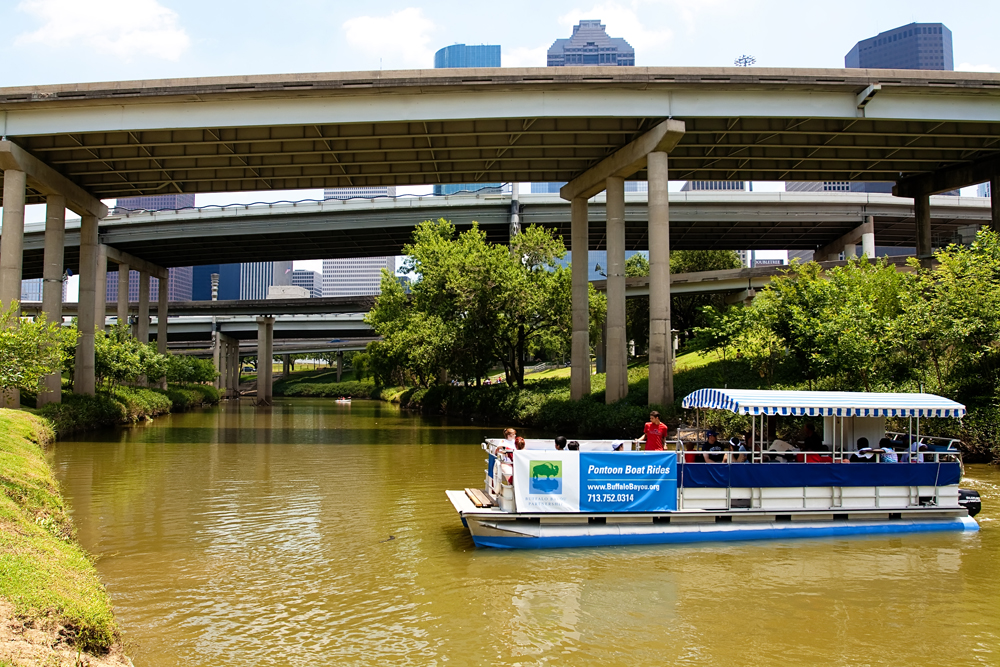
[0,410,117,654]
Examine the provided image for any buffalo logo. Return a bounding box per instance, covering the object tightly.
[529,460,562,494]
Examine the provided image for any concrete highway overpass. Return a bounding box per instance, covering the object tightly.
[7,191,993,278]
[2,65,999,404]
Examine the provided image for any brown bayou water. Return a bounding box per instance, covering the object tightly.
[52,398,1000,666]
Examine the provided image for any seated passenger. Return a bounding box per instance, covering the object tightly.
[801,423,824,452]
[555,435,567,451]
[767,439,797,463]
[568,441,580,451]
[684,440,701,464]
[730,437,748,463]
[878,438,899,463]
[703,432,727,463]
[850,437,884,463]
[504,427,517,443]
[514,436,526,451]
[902,439,928,463]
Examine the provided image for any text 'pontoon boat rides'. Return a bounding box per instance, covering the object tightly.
[446,390,982,549]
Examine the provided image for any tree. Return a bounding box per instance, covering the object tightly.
[93,322,170,389]
[624,250,743,355]
[366,219,588,388]
[0,303,75,394]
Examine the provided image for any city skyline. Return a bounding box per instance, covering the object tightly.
[3,1,994,87]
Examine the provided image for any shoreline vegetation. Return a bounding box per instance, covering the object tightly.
[0,410,130,666]
[0,384,220,666]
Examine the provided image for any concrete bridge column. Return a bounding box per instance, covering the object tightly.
[74,215,99,395]
[116,264,130,327]
[862,216,876,258]
[843,243,857,259]
[256,316,274,405]
[38,195,66,407]
[915,192,933,269]
[570,196,591,400]
[216,335,228,396]
[157,276,168,355]
[282,354,291,377]
[212,331,223,390]
[336,351,343,383]
[647,151,674,407]
[605,176,627,404]
[94,245,108,331]
[229,343,240,398]
[0,169,26,407]
[0,169,26,311]
[137,271,150,343]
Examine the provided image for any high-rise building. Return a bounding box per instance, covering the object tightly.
[785,182,851,192]
[536,21,637,194]
[323,257,395,297]
[19,278,67,304]
[433,44,502,197]
[324,186,397,200]
[106,266,194,303]
[192,264,241,301]
[292,269,323,298]
[845,23,953,71]
[979,182,992,198]
[20,278,42,302]
[190,263,277,301]
[547,20,635,66]
[434,44,501,69]
[844,23,953,195]
[531,181,647,194]
[115,193,196,212]
[681,181,746,192]
[109,194,195,302]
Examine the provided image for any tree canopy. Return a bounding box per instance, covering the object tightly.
[365,219,605,387]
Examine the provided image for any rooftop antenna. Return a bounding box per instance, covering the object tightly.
[734,55,756,67]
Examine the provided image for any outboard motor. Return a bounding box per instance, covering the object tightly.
[958,488,982,517]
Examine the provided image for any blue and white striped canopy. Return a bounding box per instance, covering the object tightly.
[681,389,965,418]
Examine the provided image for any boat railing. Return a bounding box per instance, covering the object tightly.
[673,445,960,464]
[885,432,962,452]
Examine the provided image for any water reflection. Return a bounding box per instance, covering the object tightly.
[52,399,1000,666]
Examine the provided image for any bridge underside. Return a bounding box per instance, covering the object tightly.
[1,68,999,204]
[12,194,987,278]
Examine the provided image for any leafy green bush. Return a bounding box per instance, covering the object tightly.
[0,302,75,394]
[92,323,169,389]
[35,384,220,437]
[165,355,218,383]
[161,384,222,409]
[279,380,380,398]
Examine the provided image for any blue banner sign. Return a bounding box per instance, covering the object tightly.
[579,453,678,512]
[513,451,677,513]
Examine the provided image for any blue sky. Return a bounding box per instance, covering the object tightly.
[2,0,996,84]
[3,0,997,276]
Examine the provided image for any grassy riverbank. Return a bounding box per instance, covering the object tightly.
[32,384,221,438]
[0,410,127,665]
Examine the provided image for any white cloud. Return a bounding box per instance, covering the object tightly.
[342,8,436,69]
[956,62,999,73]
[503,45,548,68]
[16,0,190,61]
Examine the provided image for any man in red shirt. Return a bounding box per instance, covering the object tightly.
[637,411,670,451]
